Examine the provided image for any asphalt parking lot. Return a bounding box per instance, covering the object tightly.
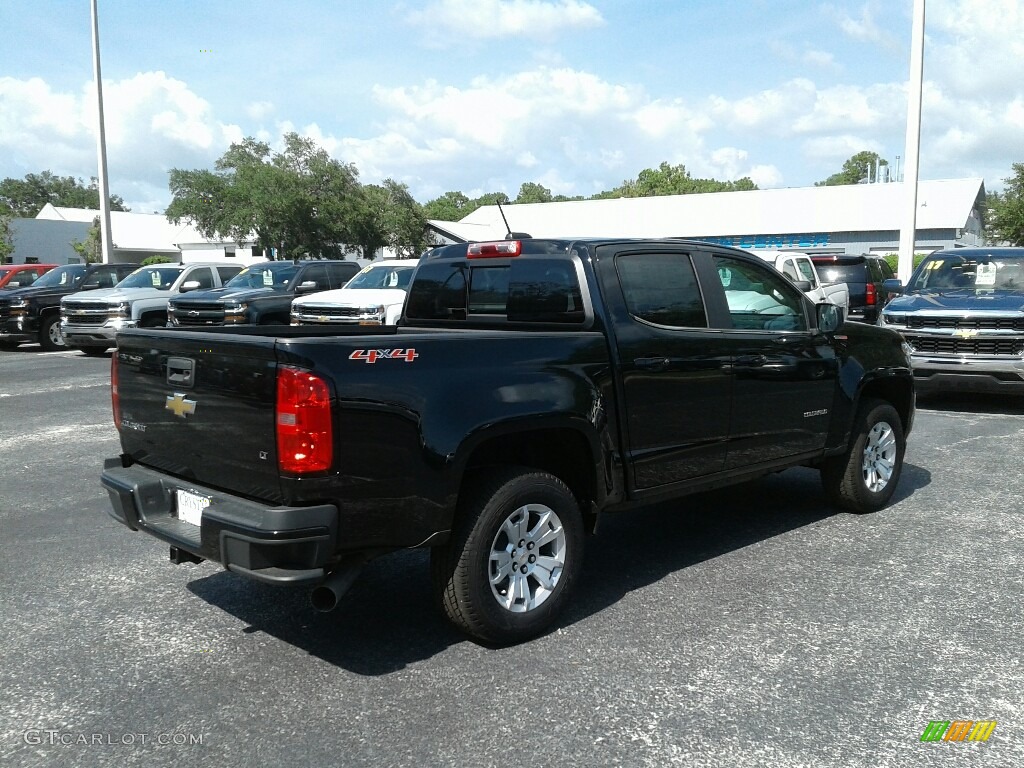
[1,345,1022,768]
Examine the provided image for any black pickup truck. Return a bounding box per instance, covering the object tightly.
[0,262,139,350]
[166,259,360,327]
[101,238,914,644]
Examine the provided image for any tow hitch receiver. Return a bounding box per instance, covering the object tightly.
[169,546,205,565]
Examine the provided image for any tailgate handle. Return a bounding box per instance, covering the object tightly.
[166,357,195,388]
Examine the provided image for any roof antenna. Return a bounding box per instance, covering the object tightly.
[496,200,531,240]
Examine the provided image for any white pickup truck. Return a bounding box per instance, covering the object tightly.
[750,250,850,318]
[290,259,420,326]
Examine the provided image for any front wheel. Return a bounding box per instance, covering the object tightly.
[821,398,905,513]
[431,468,584,645]
[39,314,66,351]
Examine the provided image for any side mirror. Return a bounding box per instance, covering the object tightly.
[294,281,320,295]
[179,280,201,293]
[81,283,101,291]
[792,280,812,292]
[882,278,904,294]
[817,302,841,333]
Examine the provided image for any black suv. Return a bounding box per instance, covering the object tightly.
[167,260,361,327]
[811,254,896,324]
[0,262,140,350]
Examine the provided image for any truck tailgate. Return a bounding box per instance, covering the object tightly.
[114,330,284,502]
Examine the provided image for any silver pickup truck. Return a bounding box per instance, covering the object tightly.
[61,263,241,354]
[751,250,850,320]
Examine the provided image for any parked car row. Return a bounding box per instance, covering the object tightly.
[11,248,1024,403]
[0,258,419,354]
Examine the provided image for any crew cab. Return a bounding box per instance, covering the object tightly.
[61,263,242,355]
[0,262,139,350]
[167,260,360,327]
[750,250,850,319]
[880,246,1024,394]
[101,238,914,645]
[291,259,419,326]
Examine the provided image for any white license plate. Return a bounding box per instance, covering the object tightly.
[175,489,210,527]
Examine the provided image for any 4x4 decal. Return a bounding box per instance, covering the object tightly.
[349,349,419,363]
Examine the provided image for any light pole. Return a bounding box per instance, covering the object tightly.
[90,0,114,263]
[897,0,926,282]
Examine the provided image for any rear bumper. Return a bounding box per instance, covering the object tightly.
[102,459,339,585]
[912,354,1024,394]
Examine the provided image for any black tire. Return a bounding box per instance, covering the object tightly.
[821,398,905,513]
[38,313,65,351]
[79,347,109,357]
[431,467,584,645]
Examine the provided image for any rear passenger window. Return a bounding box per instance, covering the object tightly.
[217,266,241,283]
[615,252,707,328]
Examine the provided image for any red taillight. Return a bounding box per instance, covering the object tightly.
[276,366,333,474]
[111,354,121,430]
[866,281,877,306]
[467,240,522,258]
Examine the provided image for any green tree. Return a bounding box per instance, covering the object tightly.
[70,216,103,263]
[166,133,362,260]
[514,182,553,204]
[816,151,888,186]
[141,255,174,266]
[986,164,1024,245]
[606,162,758,198]
[0,171,128,217]
[349,179,431,259]
[0,209,14,263]
[423,191,475,221]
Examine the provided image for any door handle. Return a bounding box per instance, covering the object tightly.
[634,356,671,371]
[734,354,768,367]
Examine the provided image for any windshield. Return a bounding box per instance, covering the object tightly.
[116,266,184,290]
[346,265,415,290]
[908,254,1024,293]
[225,263,299,289]
[29,265,86,288]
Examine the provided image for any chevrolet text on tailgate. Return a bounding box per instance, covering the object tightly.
[101,238,915,645]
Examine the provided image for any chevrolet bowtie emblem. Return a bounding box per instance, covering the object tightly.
[166,393,197,418]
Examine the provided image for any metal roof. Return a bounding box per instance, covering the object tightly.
[448,178,985,241]
[36,204,247,251]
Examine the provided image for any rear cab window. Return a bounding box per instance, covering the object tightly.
[405,243,589,327]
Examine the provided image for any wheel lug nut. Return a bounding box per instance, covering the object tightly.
[527,542,534,550]
[528,555,536,563]
[518,540,526,548]
[521,565,529,573]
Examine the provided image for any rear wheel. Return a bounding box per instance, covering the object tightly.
[79,347,109,357]
[431,467,584,645]
[821,398,905,513]
[39,314,65,351]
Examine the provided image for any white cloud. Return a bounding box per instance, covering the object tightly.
[245,100,275,120]
[406,0,603,40]
[0,72,244,212]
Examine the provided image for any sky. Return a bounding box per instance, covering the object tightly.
[0,0,1022,215]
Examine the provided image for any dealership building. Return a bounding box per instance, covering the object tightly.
[429,177,987,257]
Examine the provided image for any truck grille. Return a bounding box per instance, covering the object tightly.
[298,306,362,318]
[0,301,9,322]
[63,302,112,325]
[908,336,1024,356]
[172,303,226,325]
[907,315,1024,331]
